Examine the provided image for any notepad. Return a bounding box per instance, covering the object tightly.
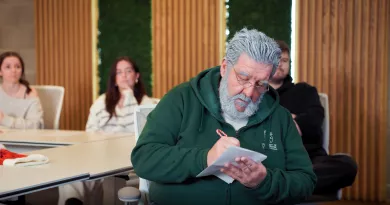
[196,146,267,184]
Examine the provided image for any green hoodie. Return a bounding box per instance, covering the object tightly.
[131,66,316,205]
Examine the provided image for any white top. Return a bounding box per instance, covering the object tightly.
[0,86,44,129]
[85,90,158,133]
[222,112,248,131]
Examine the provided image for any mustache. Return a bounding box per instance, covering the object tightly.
[232,94,251,103]
[218,73,263,120]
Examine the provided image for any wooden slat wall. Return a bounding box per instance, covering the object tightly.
[35,0,93,130]
[152,0,223,98]
[296,0,389,201]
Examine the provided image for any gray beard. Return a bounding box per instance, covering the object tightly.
[219,74,264,120]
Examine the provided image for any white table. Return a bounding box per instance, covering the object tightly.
[0,137,135,200]
[27,137,136,180]
[0,129,131,153]
[0,129,136,202]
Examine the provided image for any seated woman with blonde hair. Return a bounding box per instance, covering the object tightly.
[0,51,44,129]
[85,56,157,133]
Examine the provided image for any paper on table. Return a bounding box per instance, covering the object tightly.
[196,146,267,184]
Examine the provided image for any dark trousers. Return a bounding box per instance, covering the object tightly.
[312,154,358,194]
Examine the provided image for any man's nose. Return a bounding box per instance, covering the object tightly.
[242,86,255,100]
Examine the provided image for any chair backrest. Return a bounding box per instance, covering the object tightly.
[134,104,157,141]
[31,85,65,130]
[318,93,330,154]
[317,93,343,200]
[134,104,157,205]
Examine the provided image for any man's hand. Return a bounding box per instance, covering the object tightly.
[291,113,297,119]
[207,136,240,166]
[290,113,302,135]
[221,157,267,188]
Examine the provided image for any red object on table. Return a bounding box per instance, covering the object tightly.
[0,149,27,165]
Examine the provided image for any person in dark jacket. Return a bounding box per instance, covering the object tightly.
[269,40,357,194]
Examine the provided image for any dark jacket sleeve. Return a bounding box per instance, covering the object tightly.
[293,83,324,143]
[131,86,209,183]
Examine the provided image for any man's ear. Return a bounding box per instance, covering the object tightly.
[220,59,228,78]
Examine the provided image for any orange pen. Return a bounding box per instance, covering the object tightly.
[216,129,228,138]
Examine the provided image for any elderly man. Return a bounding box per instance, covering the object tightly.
[131,28,316,205]
[269,40,357,195]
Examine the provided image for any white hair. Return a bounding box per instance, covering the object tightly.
[225,28,281,76]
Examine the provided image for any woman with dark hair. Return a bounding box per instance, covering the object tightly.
[59,57,157,205]
[85,56,157,133]
[0,51,43,129]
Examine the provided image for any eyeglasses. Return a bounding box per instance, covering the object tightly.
[233,67,269,92]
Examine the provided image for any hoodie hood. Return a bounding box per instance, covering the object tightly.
[189,66,280,126]
[277,74,294,94]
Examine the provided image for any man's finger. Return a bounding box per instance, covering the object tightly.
[240,157,259,171]
[236,158,252,174]
[221,165,243,180]
[221,168,241,181]
[225,163,245,178]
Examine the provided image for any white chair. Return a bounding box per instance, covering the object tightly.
[31,85,64,129]
[300,93,341,205]
[118,104,157,205]
[318,93,330,154]
[318,93,342,200]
